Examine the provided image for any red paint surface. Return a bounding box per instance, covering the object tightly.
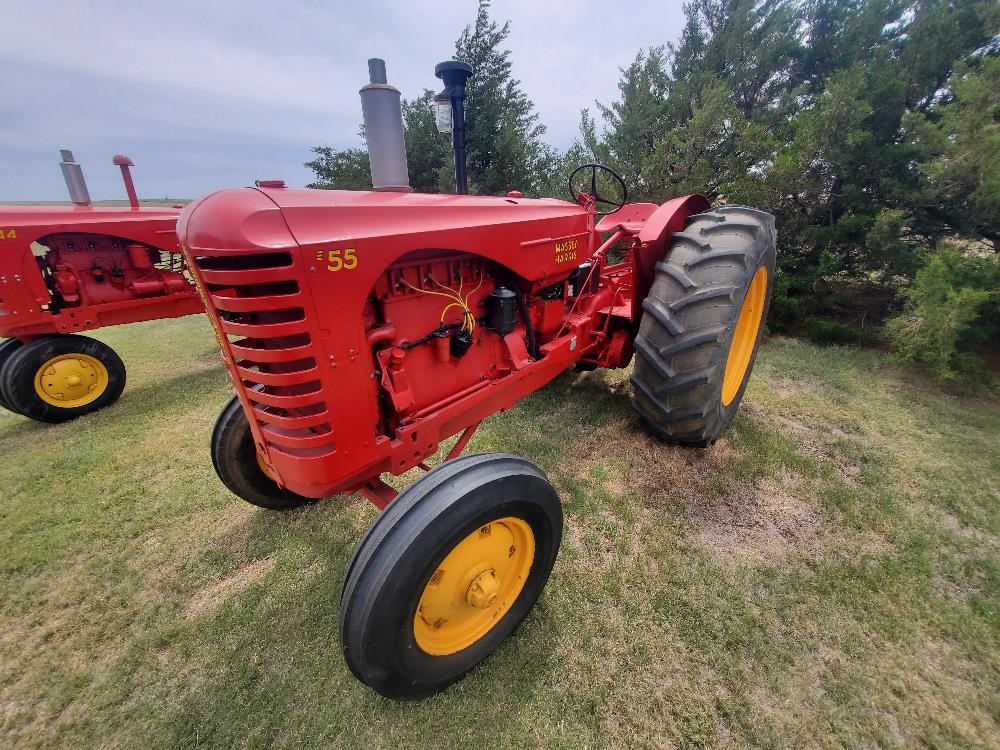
[0,205,202,339]
[179,186,707,502]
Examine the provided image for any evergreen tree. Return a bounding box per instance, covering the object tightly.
[592,48,673,199]
[904,57,1000,247]
[453,0,552,195]
[305,145,372,190]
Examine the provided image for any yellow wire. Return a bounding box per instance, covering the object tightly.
[430,276,467,305]
[461,272,484,333]
[440,301,467,327]
[430,278,473,331]
[404,276,474,332]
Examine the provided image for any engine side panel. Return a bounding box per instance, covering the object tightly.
[0,207,201,338]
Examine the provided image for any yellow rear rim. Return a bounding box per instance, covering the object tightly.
[722,266,768,406]
[34,353,109,408]
[414,517,535,656]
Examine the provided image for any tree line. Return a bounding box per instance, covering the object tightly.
[308,0,999,380]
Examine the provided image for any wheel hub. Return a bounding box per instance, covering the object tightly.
[34,353,109,408]
[466,569,501,609]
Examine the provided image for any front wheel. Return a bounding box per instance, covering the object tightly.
[340,453,563,699]
[0,334,126,422]
[210,395,315,511]
[0,339,25,414]
[630,206,776,446]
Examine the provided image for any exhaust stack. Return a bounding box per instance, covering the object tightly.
[113,154,140,209]
[359,58,409,192]
[59,150,91,206]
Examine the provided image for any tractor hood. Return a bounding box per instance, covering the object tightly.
[179,186,594,286]
[180,186,588,251]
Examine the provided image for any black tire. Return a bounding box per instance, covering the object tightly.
[0,334,126,423]
[340,453,563,699]
[0,339,24,414]
[630,206,776,447]
[210,395,315,511]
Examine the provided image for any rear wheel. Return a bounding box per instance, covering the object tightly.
[210,395,315,511]
[0,339,24,413]
[340,453,562,699]
[0,334,126,422]
[630,206,776,446]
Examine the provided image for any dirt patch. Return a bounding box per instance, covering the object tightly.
[563,412,744,512]
[775,379,803,399]
[773,414,863,481]
[183,555,276,620]
[686,474,829,561]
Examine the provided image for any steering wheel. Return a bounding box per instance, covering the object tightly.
[569,163,628,215]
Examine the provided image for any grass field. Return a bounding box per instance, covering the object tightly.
[1,315,997,749]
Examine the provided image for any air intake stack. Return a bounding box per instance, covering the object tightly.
[359,58,409,192]
[434,60,473,195]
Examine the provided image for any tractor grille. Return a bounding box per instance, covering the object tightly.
[193,250,336,458]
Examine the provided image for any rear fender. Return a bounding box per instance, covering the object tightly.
[631,194,710,326]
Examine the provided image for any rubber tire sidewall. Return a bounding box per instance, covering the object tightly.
[1,335,126,422]
[0,339,25,414]
[340,454,563,699]
[210,395,315,511]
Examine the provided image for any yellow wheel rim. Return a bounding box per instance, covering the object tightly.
[722,266,768,406]
[256,451,277,481]
[414,517,535,656]
[34,353,109,408]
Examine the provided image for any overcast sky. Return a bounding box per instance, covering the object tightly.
[0,0,685,201]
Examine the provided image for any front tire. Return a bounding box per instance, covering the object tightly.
[630,206,776,446]
[0,334,126,422]
[0,339,25,414]
[340,453,563,699]
[210,395,315,511]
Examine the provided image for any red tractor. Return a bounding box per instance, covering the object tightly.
[180,60,776,698]
[0,152,201,422]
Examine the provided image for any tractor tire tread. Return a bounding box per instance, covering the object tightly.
[640,297,684,336]
[0,339,25,414]
[631,206,776,446]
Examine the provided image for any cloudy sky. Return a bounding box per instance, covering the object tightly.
[0,0,685,201]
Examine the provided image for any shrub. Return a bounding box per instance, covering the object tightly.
[804,317,875,347]
[885,246,998,380]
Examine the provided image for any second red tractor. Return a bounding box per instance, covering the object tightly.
[0,152,201,422]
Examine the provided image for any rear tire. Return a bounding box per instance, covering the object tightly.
[210,395,315,511]
[630,206,776,446]
[0,334,126,422]
[340,453,562,699]
[0,339,24,414]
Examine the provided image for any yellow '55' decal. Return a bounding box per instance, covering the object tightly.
[316,248,358,271]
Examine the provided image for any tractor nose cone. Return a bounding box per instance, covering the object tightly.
[466,569,500,609]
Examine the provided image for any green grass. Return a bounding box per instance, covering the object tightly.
[1,317,997,749]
